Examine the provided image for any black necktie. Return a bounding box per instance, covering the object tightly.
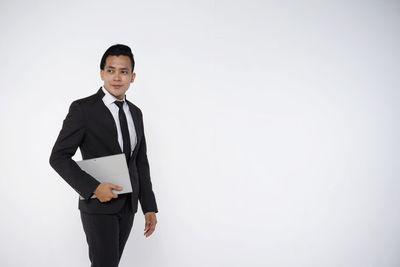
[114,100,131,162]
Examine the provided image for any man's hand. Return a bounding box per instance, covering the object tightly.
[144,212,157,238]
[93,183,122,202]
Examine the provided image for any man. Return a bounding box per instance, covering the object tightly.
[49,44,158,267]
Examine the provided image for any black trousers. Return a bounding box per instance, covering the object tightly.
[80,194,135,267]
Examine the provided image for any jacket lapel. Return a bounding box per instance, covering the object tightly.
[127,101,142,160]
[95,87,123,154]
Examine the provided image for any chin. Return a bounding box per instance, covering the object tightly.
[115,93,125,100]
[109,90,120,98]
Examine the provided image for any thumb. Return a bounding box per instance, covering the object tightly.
[110,184,123,191]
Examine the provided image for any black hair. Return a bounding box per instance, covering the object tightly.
[100,44,135,72]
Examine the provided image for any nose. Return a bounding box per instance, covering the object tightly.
[113,71,121,81]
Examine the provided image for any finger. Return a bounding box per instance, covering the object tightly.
[144,227,151,236]
[145,226,155,237]
[144,220,151,231]
[144,220,156,235]
[112,193,118,198]
[148,220,157,236]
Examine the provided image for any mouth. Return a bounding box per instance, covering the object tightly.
[112,85,122,89]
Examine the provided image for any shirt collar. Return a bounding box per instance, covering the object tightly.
[101,86,126,106]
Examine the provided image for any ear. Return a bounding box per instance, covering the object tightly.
[130,72,136,83]
[100,69,104,81]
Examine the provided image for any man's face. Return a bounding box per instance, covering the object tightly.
[100,55,136,100]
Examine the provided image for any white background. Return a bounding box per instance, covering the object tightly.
[0,0,399,266]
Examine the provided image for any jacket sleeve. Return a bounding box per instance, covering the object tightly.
[49,101,100,199]
[136,110,159,214]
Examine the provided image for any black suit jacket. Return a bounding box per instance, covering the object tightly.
[49,87,158,215]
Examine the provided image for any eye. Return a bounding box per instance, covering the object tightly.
[122,71,128,74]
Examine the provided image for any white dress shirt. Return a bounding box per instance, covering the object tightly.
[101,86,137,155]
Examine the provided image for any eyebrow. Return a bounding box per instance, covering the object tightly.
[105,66,130,71]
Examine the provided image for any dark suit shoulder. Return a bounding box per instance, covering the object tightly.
[126,100,143,115]
[68,89,103,112]
[74,92,101,106]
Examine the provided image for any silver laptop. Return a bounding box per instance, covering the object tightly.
[76,153,132,199]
